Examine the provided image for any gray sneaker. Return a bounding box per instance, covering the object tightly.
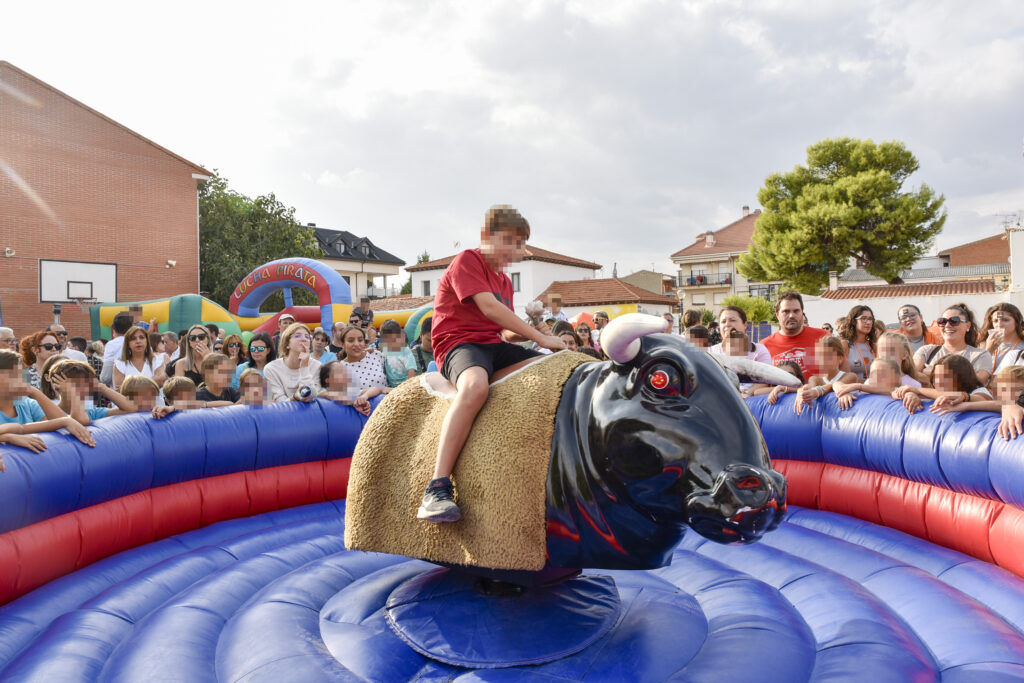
[417,477,461,523]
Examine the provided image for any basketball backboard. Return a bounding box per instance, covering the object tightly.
[39,259,117,303]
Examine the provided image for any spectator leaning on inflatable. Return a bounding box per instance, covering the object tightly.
[709,306,772,363]
[232,332,276,389]
[838,305,879,382]
[0,349,95,457]
[913,303,992,386]
[264,323,322,403]
[978,303,1024,379]
[760,291,828,378]
[339,325,387,393]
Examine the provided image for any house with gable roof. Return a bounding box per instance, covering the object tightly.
[670,206,784,314]
[308,223,405,300]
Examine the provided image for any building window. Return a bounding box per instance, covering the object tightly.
[422,280,431,296]
[748,284,779,300]
[511,273,521,292]
[691,295,706,306]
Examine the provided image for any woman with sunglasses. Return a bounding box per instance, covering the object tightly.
[171,324,213,386]
[114,326,167,391]
[222,334,247,367]
[19,330,62,390]
[574,322,596,350]
[838,305,879,382]
[232,332,276,389]
[311,329,338,365]
[895,303,942,353]
[978,303,1024,380]
[913,303,992,385]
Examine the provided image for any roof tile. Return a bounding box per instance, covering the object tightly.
[821,280,996,300]
[671,212,761,259]
[536,279,677,307]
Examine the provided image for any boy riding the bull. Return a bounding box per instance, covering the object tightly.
[417,205,567,523]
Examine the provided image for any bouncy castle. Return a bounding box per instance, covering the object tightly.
[3,325,1024,679]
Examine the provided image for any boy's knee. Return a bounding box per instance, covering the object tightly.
[457,370,490,405]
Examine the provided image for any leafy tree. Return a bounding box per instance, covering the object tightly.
[199,173,323,311]
[400,250,432,295]
[737,138,946,292]
[700,308,715,326]
[721,294,776,324]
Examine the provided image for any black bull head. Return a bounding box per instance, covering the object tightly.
[544,314,793,570]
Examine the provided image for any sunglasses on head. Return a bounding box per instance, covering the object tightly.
[38,343,61,351]
[936,317,965,327]
[250,345,268,353]
[189,333,208,342]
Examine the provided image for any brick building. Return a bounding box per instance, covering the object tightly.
[0,61,210,338]
[939,233,1009,267]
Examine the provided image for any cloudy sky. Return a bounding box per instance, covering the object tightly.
[5,0,1024,282]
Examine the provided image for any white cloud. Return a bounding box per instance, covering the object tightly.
[3,0,1023,281]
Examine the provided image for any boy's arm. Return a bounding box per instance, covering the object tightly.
[17,416,96,447]
[93,380,136,412]
[23,386,67,421]
[932,399,1002,415]
[471,293,565,350]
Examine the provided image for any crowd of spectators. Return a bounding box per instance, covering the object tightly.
[4,290,1024,473]
[698,291,1024,441]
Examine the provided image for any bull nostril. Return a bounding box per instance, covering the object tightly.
[734,476,763,490]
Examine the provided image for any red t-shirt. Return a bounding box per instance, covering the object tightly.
[760,326,828,378]
[431,249,515,369]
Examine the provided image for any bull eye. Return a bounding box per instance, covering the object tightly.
[643,362,692,398]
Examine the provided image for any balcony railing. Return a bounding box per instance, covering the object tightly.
[676,272,733,287]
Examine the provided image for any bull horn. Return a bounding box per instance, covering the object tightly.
[711,354,802,387]
[601,313,667,364]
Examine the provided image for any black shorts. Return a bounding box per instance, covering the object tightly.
[441,342,541,385]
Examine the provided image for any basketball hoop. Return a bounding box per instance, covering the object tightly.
[72,297,98,314]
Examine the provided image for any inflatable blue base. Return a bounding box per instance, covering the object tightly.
[5,500,1024,681]
[378,568,624,668]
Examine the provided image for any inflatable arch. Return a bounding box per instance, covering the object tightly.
[4,394,1024,679]
[229,257,353,333]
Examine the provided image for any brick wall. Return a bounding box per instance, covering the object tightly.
[941,234,1009,267]
[0,62,205,339]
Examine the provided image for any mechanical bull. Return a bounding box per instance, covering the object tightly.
[543,313,794,571]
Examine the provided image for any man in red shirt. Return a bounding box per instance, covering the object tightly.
[418,206,566,523]
[760,290,828,378]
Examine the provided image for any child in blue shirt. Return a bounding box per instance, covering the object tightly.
[0,350,96,470]
[380,320,417,388]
